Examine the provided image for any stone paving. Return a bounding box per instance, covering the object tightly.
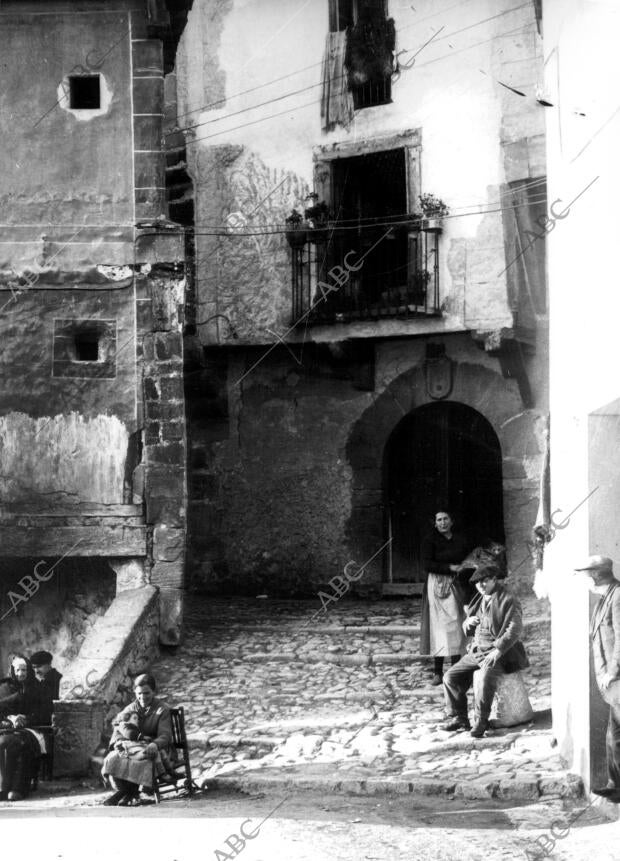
[151,594,577,801]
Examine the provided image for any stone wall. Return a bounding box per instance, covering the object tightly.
[187,333,546,597]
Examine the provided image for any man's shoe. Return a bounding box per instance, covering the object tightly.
[7,792,23,801]
[470,721,489,739]
[443,716,471,731]
[431,674,443,686]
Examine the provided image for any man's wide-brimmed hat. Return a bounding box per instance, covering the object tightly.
[470,563,506,584]
[573,555,614,576]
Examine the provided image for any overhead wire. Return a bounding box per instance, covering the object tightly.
[172,0,480,123]
[167,7,537,144]
[170,20,534,150]
[183,194,551,240]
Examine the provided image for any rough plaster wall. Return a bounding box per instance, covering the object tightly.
[176,0,233,121]
[0,413,129,505]
[214,366,358,594]
[193,146,309,340]
[0,12,133,227]
[190,335,545,596]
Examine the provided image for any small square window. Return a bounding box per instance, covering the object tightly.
[74,330,100,362]
[53,319,116,379]
[68,75,101,110]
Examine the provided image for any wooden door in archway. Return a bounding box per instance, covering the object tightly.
[384,401,505,584]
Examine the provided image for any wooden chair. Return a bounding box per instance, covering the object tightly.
[29,725,54,789]
[152,706,195,803]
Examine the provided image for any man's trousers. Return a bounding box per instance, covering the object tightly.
[599,681,620,789]
[443,652,503,723]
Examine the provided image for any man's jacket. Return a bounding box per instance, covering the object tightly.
[591,581,620,691]
[463,584,529,673]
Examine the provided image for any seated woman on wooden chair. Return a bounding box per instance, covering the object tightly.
[101,673,175,806]
[0,654,43,801]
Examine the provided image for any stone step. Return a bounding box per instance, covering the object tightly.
[188,731,284,750]
[205,765,583,803]
[199,616,549,636]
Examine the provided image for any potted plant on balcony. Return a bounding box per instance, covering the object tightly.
[304,193,330,243]
[285,209,308,248]
[418,193,450,232]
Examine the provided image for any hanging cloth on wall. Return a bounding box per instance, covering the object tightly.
[345,14,396,86]
[320,31,355,133]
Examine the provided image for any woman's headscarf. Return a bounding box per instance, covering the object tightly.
[8,653,35,687]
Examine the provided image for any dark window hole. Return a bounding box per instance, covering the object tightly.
[75,331,100,361]
[69,75,101,110]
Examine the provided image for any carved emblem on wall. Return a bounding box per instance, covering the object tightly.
[424,352,454,400]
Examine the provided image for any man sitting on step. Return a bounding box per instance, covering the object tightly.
[441,563,529,738]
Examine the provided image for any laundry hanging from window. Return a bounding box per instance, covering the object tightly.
[321,31,355,132]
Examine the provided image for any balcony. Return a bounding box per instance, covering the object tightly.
[290,221,441,326]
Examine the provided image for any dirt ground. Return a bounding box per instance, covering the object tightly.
[1,786,618,861]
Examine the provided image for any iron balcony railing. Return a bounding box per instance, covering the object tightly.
[291,221,440,325]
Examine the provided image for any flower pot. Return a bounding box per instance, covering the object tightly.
[421,217,443,233]
[285,228,307,248]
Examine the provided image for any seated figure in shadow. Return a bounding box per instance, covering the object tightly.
[0,654,42,801]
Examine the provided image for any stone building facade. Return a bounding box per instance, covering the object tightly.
[176,0,548,597]
[0,0,192,686]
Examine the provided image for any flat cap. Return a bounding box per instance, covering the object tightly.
[573,555,613,573]
[470,563,505,583]
[30,650,53,666]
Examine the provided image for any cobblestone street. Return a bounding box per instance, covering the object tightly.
[149,594,575,803]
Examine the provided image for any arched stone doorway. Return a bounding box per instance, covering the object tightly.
[346,356,540,596]
[384,402,505,584]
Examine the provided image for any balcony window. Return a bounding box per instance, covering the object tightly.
[291,147,440,324]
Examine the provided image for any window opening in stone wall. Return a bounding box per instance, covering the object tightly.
[53,319,117,379]
[68,75,101,110]
[74,329,100,362]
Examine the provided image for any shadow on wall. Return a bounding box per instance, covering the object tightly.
[0,557,116,673]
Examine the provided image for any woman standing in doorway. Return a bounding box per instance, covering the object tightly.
[420,509,472,685]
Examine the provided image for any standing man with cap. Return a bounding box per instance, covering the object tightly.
[442,563,529,738]
[29,651,62,725]
[575,555,620,801]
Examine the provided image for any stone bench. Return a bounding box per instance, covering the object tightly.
[473,669,534,728]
